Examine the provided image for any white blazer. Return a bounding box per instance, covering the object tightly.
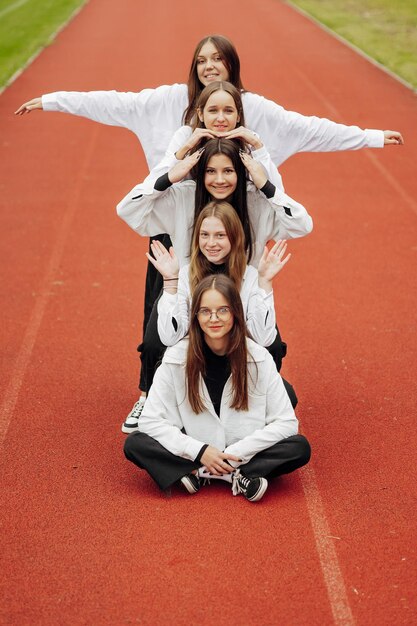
[116,180,313,268]
[138,337,298,466]
[157,264,277,347]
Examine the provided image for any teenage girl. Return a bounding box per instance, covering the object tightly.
[146,80,284,191]
[148,200,289,349]
[124,273,311,502]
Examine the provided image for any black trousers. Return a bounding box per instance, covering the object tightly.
[124,431,311,491]
[138,288,293,403]
[142,234,172,337]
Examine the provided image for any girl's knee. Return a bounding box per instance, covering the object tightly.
[296,435,311,465]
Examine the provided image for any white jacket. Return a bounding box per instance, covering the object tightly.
[138,337,298,465]
[116,180,313,267]
[158,264,277,347]
[42,85,383,170]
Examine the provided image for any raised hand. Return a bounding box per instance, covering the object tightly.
[168,148,205,184]
[175,128,217,160]
[383,130,404,145]
[258,240,291,292]
[146,240,179,280]
[239,150,267,189]
[14,97,43,115]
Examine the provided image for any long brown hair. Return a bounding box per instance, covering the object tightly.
[193,138,253,262]
[184,35,245,125]
[186,275,249,413]
[189,201,247,293]
[192,81,245,131]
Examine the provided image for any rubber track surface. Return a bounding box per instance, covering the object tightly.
[1,1,416,624]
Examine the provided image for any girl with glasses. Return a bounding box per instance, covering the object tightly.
[124,273,311,502]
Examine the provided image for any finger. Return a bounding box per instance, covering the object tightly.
[276,243,288,260]
[150,242,162,258]
[145,252,158,267]
[269,240,284,254]
[280,252,291,266]
[222,454,241,462]
[153,240,168,255]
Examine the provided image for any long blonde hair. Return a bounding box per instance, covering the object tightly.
[189,201,247,294]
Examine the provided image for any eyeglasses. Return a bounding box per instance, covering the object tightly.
[196,306,232,321]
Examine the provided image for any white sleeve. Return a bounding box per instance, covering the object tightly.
[116,183,178,237]
[269,187,313,240]
[42,84,188,169]
[242,269,277,347]
[224,362,298,464]
[157,267,191,346]
[243,91,384,166]
[138,362,205,461]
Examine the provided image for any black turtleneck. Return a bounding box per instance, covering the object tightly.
[202,341,231,417]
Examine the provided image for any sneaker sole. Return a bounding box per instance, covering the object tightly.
[180,476,200,494]
[121,422,139,434]
[247,478,268,502]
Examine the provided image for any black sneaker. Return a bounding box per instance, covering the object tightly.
[231,469,268,502]
[180,473,201,494]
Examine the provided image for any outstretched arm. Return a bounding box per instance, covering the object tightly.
[242,92,404,167]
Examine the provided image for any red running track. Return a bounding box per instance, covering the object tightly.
[1,1,416,624]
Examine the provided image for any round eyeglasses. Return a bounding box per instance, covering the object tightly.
[196,306,232,321]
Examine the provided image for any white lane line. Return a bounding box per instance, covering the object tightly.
[0,0,30,20]
[0,126,99,448]
[301,465,356,626]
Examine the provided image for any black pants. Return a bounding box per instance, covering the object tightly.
[138,288,293,403]
[124,431,311,491]
[142,234,172,336]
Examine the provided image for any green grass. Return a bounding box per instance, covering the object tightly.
[288,0,417,89]
[0,0,87,88]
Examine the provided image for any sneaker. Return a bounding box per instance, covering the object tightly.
[121,398,145,434]
[180,473,201,494]
[231,469,268,502]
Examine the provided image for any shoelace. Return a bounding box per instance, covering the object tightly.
[232,469,250,496]
[130,401,145,419]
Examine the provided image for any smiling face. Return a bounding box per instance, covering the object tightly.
[204,154,238,200]
[199,216,231,265]
[198,89,240,133]
[197,288,234,353]
[196,41,230,86]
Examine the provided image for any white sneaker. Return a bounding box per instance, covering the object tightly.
[121,398,146,434]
